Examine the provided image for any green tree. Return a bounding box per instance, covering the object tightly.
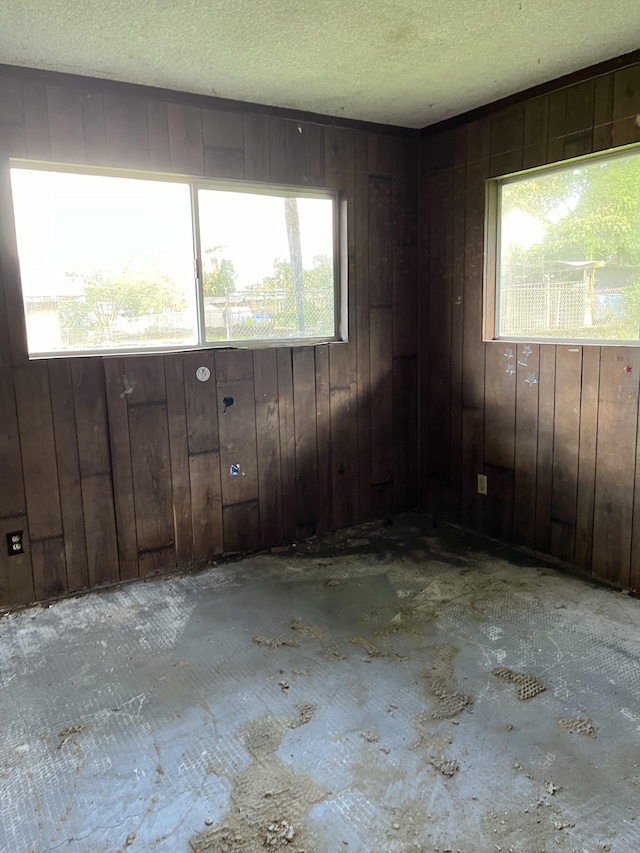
[502,154,640,338]
[504,156,640,265]
[60,266,186,344]
[254,254,334,335]
[202,246,237,297]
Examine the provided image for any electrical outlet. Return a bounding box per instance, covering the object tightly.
[7,531,24,556]
[477,474,488,495]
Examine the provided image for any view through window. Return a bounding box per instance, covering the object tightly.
[492,146,640,343]
[10,163,338,356]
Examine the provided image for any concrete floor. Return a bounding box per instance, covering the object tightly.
[2,516,640,853]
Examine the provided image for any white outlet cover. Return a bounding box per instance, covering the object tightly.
[196,366,211,382]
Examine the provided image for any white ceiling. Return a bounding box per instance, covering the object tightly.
[1,0,638,128]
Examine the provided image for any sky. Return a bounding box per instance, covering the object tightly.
[10,168,334,300]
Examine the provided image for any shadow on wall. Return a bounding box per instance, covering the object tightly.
[0,343,418,608]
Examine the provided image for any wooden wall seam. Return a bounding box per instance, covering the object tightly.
[0,65,419,607]
[420,56,640,590]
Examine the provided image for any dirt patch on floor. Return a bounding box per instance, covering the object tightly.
[424,645,473,720]
[289,704,316,730]
[429,754,459,777]
[320,641,347,660]
[349,636,407,662]
[253,637,300,650]
[190,714,326,853]
[479,800,585,851]
[289,617,324,640]
[493,666,546,700]
[558,716,597,737]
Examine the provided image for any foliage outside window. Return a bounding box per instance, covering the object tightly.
[9,162,340,357]
[487,145,640,344]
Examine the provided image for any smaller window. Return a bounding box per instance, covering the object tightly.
[9,161,342,357]
[485,145,640,345]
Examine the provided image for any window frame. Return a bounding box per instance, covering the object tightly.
[483,142,640,347]
[7,158,346,359]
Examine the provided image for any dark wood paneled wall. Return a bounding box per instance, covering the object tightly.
[0,68,419,607]
[420,59,640,590]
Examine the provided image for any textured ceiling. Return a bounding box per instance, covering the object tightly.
[1,0,637,128]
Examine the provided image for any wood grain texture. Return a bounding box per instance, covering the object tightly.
[13,361,63,539]
[0,63,419,608]
[48,359,89,592]
[550,347,583,564]
[253,349,283,545]
[292,346,319,536]
[422,58,640,590]
[591,348,638,588]
[129,403,174,552]
[165,353,193,565]
[513,344,539,550]
[574,347,600,575]
[103,358,138,581]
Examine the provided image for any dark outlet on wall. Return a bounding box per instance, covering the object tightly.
[7,531,24,556]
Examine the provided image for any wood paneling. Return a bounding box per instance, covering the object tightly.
[0,65,419,606]
[421,56,640,590]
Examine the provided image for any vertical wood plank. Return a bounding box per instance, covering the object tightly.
[216,351,260,550]
[277,348,297,540]
[147,99,171,171]
[285,120,310,185]
[370,306,394,486]
[592,348,638,588]
[513,344,539,549]
[165,353,193,565]
[292,346,319,536]
[550,347,583,564]
[80,474,120,587]
[223,501,261,553]
[129,404,175,554]
[202,109,245,179]
[103,358,139,581]
[31,537,66,601]
[353,137,372,522]
[0,365,26,519]
[13,362,63,539]
[183,351,223,558]
[484,343,516,540]
[449,150,466,521]
[46,85,86,162]
[167,103,204,175]
[72,359,119,586]
[253,349,283,546]
[22,80,51,160]
[268,118,287,184]
[103,93,150,169]
[71,359,112,476]
[535,346,557,553]
[426,169,453,516]
[460,153,488,531]
[575,347,601,574]
[82,91,108,165]
[48,359,89,593]
[393,356,418,511]
[243,114,270,182]
[189,452,223,559]
[315,345,332,534]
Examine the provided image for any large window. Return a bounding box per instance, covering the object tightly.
[486,145,640,344]
[9,161,340,357]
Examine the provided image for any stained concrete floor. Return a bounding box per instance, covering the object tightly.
[2,515,640,853]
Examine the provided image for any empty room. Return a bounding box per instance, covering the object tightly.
[1,1,640,850]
